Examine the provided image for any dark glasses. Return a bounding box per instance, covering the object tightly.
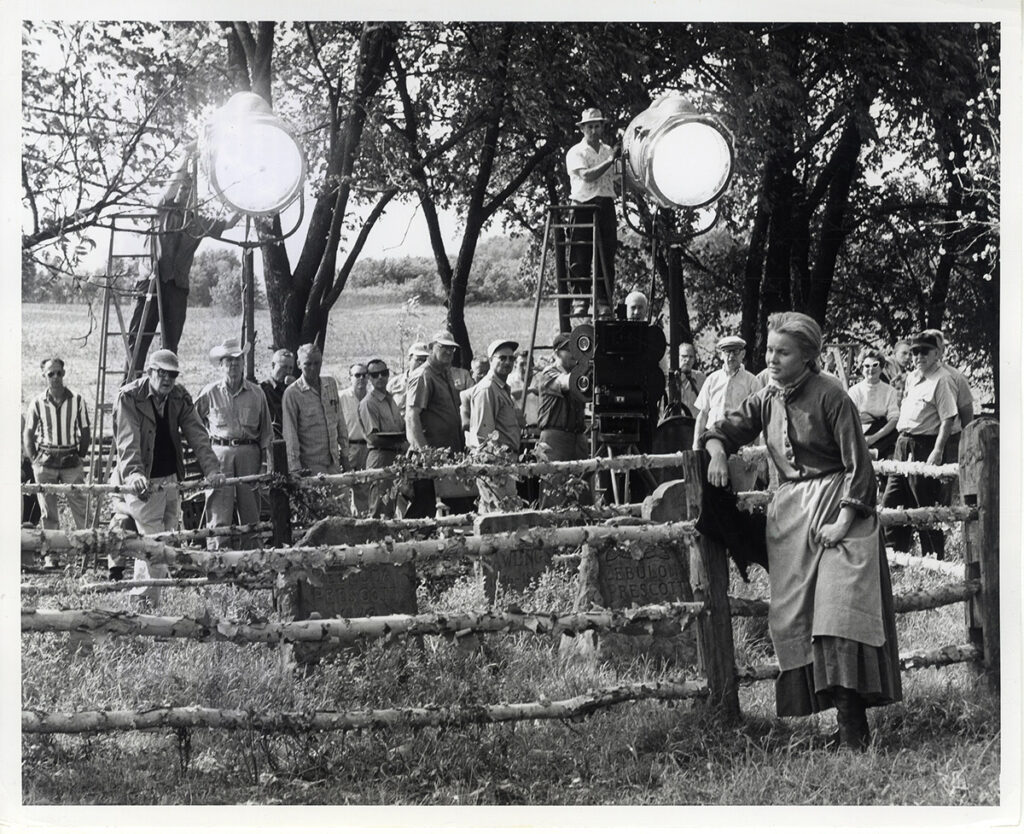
[154,369,179,379]
[368,370,390,378]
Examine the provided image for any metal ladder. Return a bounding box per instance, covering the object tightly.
[85,213,164,527]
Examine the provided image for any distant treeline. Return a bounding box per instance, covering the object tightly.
[23,236,533,308]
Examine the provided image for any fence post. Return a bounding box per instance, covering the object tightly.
[678,450,740,722]
[958,418,999,691]
[270,439,292,547]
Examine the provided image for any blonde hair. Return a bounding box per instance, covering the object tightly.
[767,312,822,373]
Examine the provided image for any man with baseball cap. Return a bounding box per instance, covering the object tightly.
[566,106,620,318]
[469,339,524,511]
[405,330,467,517]
[259,348,295,439]
[692,335,761,451]
[114,348,225,605]
[196,338,274,548]
[388,341,430,413]
[881,330,961,559]
[536,330,589,507]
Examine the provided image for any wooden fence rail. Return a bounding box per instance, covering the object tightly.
[22,679,709,735]
[728,579,980,618]
[22,601,704,644]
[735,644,982,683]
[21,448,959,495]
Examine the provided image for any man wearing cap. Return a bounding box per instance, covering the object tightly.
[692,335,761,450]
[359,358,408,517]
[881,331,960,559]
[566,107,620,318]
[340,362,371,514]
[259,349,296,439]
[388,342,430,414]
[23,358,91,561]
[405,330,467,517]
[196,338,274,549]
[282,344,350,477]
[469,339,524,511]
[536,331,589,507]
[114,349,226,605]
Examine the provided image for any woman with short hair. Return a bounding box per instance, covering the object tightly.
[848,347,899,460]
[700,312,902,751]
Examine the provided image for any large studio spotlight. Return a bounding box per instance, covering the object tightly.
[622,93,733,210]
[200,91,306,217]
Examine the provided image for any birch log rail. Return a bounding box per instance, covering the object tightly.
[21,601,705,643]
[728,579,980,618]
[735,643,982,683]
[22,679,709,735]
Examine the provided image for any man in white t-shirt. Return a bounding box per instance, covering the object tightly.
[565,107,620,319]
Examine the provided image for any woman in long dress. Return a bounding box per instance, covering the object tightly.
[701,312,902,751]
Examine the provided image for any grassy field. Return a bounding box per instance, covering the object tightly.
[20,297,560,412]
[19,299,1003,810]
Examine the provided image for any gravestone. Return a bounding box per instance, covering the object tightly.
[279,515,418,664]
[562,482,698,667]
[474,511,554,602]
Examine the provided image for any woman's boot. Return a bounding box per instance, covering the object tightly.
[833,687,871,752]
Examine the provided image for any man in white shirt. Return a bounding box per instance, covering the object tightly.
[881,331,960,559]
[340,362,370,514]
[566,107,620,318]
[692,335,761,449]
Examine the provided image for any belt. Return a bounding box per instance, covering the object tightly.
[211,437,258,447]
[349,439,367,445]
[38,444,78,452]
[898,431,937,439]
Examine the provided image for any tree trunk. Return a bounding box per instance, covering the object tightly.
[806,111,866,323]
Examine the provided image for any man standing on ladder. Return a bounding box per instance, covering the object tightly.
[566,107,620,319]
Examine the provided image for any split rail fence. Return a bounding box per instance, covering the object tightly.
[21,418,998,736]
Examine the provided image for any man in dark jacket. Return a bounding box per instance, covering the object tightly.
[114,349,225,604]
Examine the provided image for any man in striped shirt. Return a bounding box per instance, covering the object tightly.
[23,358,91,545]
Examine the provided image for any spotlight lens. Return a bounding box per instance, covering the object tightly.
[210,121,305,215]
[650,121,732,208]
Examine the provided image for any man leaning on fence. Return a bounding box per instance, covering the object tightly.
[114,349,225,606]
[23,357,92,567]
[196,338,274,549]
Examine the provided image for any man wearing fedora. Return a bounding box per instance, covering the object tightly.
[405,330,468,517]
[469,338,524,512]
[692,335,761,450]
[196,338,274,548]
[566,106,620,318]
[114,349,225,605]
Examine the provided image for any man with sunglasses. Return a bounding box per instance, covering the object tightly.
[23,358,92,558]
[340,362,371,514]
[469,339,524,511]
[359,359,408,517]
[114,349,225,605]
[881,331,960,559]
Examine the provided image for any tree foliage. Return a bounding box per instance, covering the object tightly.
[22,21,1000,396]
